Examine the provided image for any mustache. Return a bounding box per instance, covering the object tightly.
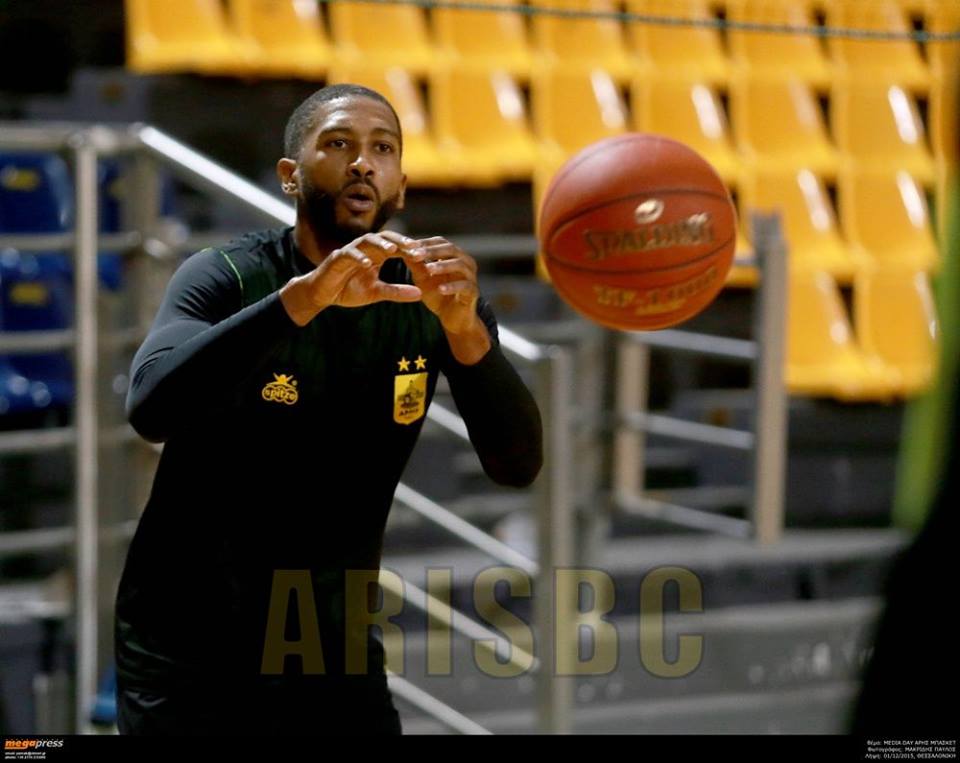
[339,180,379,202]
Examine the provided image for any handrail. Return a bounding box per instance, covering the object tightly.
[0,231,142,252]
[379,574,539,671]
[393,484,539,576]
[386,675,492,735]
[136,125,297,226]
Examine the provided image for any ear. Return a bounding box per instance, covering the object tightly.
[395,172,408,212]
[277,158,298,197]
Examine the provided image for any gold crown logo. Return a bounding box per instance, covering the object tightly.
[261,373,299,405]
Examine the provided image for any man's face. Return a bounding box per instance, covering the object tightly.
[286,95,406,245]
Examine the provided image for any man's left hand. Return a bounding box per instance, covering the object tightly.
[382,232,492,365]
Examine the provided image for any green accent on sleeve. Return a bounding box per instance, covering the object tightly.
[219,250,245,302]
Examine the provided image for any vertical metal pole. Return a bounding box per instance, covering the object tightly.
[750,213,789,545]
[71,132,100,731]
[126,150,165,515]
[535,347,574,733]
[575,327,608,568]
[613,336,650,501]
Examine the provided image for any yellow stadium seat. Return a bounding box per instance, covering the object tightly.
[786,269,897,399]
[626,0,729,85]
[854,266,938,395]
[726,0,832,88]
[741,168,863,281]
[434,0,534,79]
[328,1,436,76]
[831,80,937,185]
[431,67,539,185]
[325,65,454,186]
[930,72,958,164]
[926,1,960,82]
[826,0,930,89]
[532,68,627,165]
[530,0,637,81]
[839,169,940,271]
[125,0,256,74]
[895,0,927,14]
[731,75,839,178]
[227,0,330,78]
[632,76,740,184]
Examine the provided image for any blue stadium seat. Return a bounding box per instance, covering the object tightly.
[89,665,117,727]
[1,152,178,422]
[0,152,75,417]
[0,152,73,232]
[0,248,74,411]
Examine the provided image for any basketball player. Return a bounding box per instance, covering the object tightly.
[114,84,543,735]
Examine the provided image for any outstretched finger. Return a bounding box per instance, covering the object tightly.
[329,244,376,272]
[380,230,428,260]
[355,233,401,262]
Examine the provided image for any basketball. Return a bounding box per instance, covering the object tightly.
[538,133,738,332]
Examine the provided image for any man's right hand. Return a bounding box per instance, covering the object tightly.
[279,232,423,327]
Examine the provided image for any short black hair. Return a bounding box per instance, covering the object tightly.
[283,84,403,159]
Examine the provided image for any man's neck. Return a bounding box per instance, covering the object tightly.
[292,220,338,269]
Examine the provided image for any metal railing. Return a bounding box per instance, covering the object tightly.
[0,122,575,734]
[612,213,788,544]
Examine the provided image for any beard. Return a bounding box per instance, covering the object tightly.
[299,177,401,246]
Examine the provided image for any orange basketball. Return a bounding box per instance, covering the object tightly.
[538,133,737,331]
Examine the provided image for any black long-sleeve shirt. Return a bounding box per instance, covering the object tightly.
[115,227,542,692]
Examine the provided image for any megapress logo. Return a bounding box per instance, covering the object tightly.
[3,739,64,760]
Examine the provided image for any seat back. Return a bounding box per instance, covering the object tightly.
[831,80,936,182]
[228,0,330,74]
[328,1,434,73]
[432,68,538,181]
[742,167,856,278]
[626,0,728,82]
[786,268,895,398]
[632,76,738,182]
[731,75,837,174]
[434,0,532,76]
[0,153,73,232]
[726,0,830,86]
[854,266,938,394]
[839,169,938,268]
[531,0,634,78]
[125,0,251,73]
[827,0,930,85]
[532,68,627,158]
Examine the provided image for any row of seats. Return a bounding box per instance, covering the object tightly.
[732,167,938,282]
[125,0,960,87]
[787,265,938,400]
[315,68,951,189]
[0,153,168,420]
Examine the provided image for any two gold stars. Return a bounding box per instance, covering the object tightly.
[398,355,427,372]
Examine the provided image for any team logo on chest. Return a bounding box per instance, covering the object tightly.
[395,355,428,425]
[261,373,299,405]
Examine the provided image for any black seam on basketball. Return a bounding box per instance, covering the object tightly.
[545,235,736,275]
[546,188,734,240]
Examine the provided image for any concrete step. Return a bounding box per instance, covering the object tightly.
[397,681,861,735]
[381,597,881,717]
[382,529,907,629]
